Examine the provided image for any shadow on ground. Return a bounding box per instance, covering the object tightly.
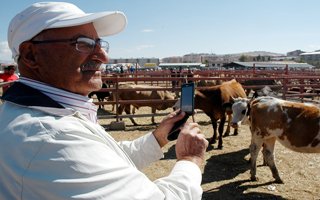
[202,148,250,183]
[202,179,286,200]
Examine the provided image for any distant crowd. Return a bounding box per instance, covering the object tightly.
[0,65,19,93]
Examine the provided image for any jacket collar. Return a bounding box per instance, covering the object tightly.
[1,82,64,108]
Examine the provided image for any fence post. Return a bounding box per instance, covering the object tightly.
[282,77,287,100]
[115,75,120,122]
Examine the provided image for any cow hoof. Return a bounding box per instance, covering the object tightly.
[223,132,230,137]
[208,138,216,145]
[218,145,223,149]
[233,132,238,136]
[274,179,284,184]
[251,176,258,182]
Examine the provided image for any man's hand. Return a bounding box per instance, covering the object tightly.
[153,110,186,147]
[175,123,208,167]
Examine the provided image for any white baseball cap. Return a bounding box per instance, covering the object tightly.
[8,2,127,61]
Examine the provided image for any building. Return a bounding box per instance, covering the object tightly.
[109,58,160,68]
[287,50,305,57]
[161,56,183,63]
[300,51,320,67]
[159,63,205,70]
[223,61,315,70]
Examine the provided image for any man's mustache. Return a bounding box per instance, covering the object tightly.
[81,61,103,72]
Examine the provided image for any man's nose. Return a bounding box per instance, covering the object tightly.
[93,46,108,63]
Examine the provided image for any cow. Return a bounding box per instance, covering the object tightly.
[242,79,281,97]
[231,96,320,183]
[88,83,110,109]
[196,79,223,87]
[193,79,247,149]
[114,84,177,125]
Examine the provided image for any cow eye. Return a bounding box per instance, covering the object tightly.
[241,110,246,115]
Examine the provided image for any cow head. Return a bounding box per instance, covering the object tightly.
[231,97,250,128]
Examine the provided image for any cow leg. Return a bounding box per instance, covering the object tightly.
[217,115,226,149]
[261,143,268,166]
[246,89,252,97]
[98,98,104,109]
[231,113,239,136]
[262,137,283,183]
[223,113,231,137]
[249,137,264,182]
[151,107,156,124]
[223,113,234,137]
[117,104,125,122]
[126,105,138,126]
[233,127,239,136]
[208,117,218,145]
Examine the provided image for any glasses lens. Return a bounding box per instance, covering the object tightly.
[76,37,109,53]
[96,39,109,53]
[76,37,95,53]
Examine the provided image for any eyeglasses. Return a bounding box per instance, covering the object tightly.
[30,36,109,53]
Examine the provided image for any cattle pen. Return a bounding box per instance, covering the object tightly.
[88,68,320,125]
[1,68,320,124]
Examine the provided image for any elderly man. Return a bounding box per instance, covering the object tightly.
[0,2,208,200]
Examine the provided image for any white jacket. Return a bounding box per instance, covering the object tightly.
[0,83,202,200]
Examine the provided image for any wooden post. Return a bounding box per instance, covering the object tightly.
[135,63,138,84]
[115,75,120,122]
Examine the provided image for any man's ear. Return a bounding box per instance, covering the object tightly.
[18,42,39,69]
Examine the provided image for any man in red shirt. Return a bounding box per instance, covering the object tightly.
[0,65,19,93]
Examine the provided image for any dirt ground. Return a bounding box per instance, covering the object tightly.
[98,106,320,200]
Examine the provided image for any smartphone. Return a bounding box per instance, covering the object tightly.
[180,82,195,115]
[167,82,195,141]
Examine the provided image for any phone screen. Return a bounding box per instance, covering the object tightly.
[180,83,194,115]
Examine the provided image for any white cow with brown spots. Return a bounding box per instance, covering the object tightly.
[231,96,320,183]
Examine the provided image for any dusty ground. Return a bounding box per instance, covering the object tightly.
[101,106,319,200]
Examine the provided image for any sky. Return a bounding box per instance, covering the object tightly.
[1,0,320,62]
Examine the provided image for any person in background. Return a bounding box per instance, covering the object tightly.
[0,65,19,93]
[0,2,208,200]
[187,68,194,83]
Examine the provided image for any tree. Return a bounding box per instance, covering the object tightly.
[256,55,261,61]
[204,60,209,67]
[239,55,248,62]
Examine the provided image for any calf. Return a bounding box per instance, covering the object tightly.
[88,83,110,109]
[115,84,177,125]
[231,96,320,183]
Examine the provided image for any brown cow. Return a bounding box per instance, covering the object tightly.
[114,84,177,125]
[194,79,247,149]
[231,96,320,183]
